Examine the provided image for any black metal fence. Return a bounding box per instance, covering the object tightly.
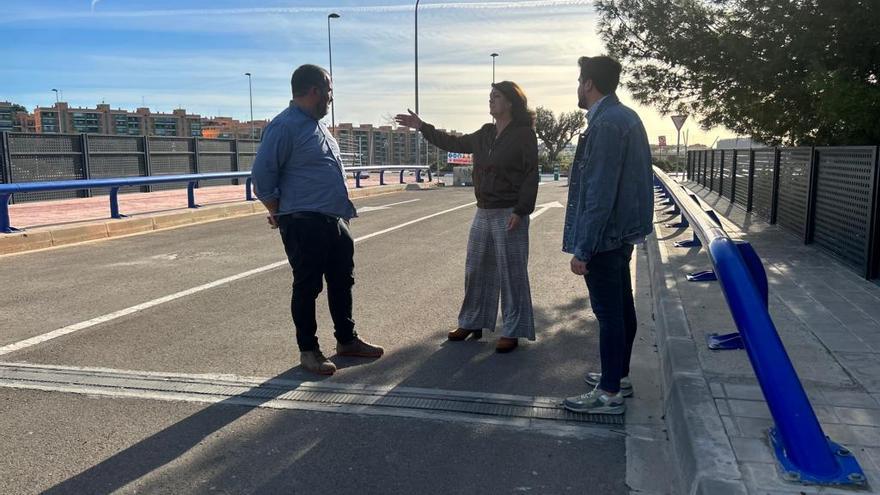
[686,146,880,280]
[0,132,260,203]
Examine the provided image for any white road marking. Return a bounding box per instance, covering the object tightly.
[354,201,477,243]
[530,201,564,220]
[0,199,478,356]
[0,262,289,356]
[357,198,420,213]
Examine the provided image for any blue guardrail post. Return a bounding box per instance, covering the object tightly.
[711,228,866,486]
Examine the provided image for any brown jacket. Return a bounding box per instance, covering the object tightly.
[421,122,539,216]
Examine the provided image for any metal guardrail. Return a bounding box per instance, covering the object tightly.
[346,165,432,188]
[0,131,260,205]
[653,167,866,487]
[0,165,436,233]
[0,172,255,233]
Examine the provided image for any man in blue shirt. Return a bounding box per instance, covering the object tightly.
[561,56,654,414]
[251,64,383,375]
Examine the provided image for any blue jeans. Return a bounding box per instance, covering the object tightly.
[584,243,637,394]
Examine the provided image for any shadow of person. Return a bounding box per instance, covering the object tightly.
[42,367,303,495]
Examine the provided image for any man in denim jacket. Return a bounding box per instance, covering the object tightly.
[561,56,654,415]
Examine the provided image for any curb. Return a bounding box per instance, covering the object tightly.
[0,183,429,256]
[644,225,749,495]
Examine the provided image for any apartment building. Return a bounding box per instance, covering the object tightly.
[0,102,36,132]
[333,122,456,168]
[200,116,268,140]
[33,102,202,137]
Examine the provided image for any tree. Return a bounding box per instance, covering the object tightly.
[595,0,880,146]
[535,107,585,170]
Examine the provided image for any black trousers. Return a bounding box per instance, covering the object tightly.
[584,243,637,394]
[277,212,357,352]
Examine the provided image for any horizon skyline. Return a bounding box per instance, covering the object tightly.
[2,0,736,147]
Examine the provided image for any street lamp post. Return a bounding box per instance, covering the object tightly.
[328,12,340,131]
[490,53,499,83]
[50,89,62,133]
[244,73,254,140]
[414,1,422,173]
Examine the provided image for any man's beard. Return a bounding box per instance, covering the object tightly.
[315,102,329,119]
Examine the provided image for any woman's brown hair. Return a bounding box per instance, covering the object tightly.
[491,80,536,129]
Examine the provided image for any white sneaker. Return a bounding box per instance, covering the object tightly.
[583,372,633,397]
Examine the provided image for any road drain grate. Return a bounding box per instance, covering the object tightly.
[0,362,623,426]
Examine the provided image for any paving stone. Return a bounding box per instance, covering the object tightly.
[822,424,880,447]
[734,417,774,439]
[716,399,731,416]
[811,331,870,353]
[857,447,880,473]
[822,389,880,409]
[710,381,726,398]
[812,404,840,424]
[834,407,880,427]
[730,437,774,463]
[723,383,766,401]
[739,462,821,494]
[721,415,741,438]
[835,354,880,394]
[728,399,772,419]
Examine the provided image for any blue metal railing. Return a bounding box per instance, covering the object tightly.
[654,167,866,487]
[0,172,255,233]
[347,165,432,188]
[0,166,434,233]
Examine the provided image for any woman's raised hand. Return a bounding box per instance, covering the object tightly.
[394,109,423,130]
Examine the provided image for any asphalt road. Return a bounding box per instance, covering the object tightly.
[0,183,669,494]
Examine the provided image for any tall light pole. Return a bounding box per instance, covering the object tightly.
[490,53,499,83]
[414,0,422,173]
[50,89,62,133]
[244,73,254,139]
[328,12,340,131]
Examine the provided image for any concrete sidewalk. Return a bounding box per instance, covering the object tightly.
[0,179,431,255]
[648,180,880,494]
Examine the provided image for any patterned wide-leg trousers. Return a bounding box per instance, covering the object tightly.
[458,207,536,340]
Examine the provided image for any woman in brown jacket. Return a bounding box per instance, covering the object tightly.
[395,81,539,352]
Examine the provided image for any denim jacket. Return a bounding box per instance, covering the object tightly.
[562,94,654,263]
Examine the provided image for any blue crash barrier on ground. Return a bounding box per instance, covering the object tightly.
[653,167,866,487]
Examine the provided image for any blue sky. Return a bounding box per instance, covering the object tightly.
[1,0,730,145]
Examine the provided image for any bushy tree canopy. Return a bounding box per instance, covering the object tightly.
[535,106,585,165]
[595,0,880,145]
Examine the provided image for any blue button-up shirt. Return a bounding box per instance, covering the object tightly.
[251,103,356,220]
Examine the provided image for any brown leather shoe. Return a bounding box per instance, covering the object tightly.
[336,337,384,358]
[495,337,518,353]
[448,328,483,341]
[300,350,337,375]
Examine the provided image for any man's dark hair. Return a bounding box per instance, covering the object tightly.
[578,56,622,95]
[291,64,330,97]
